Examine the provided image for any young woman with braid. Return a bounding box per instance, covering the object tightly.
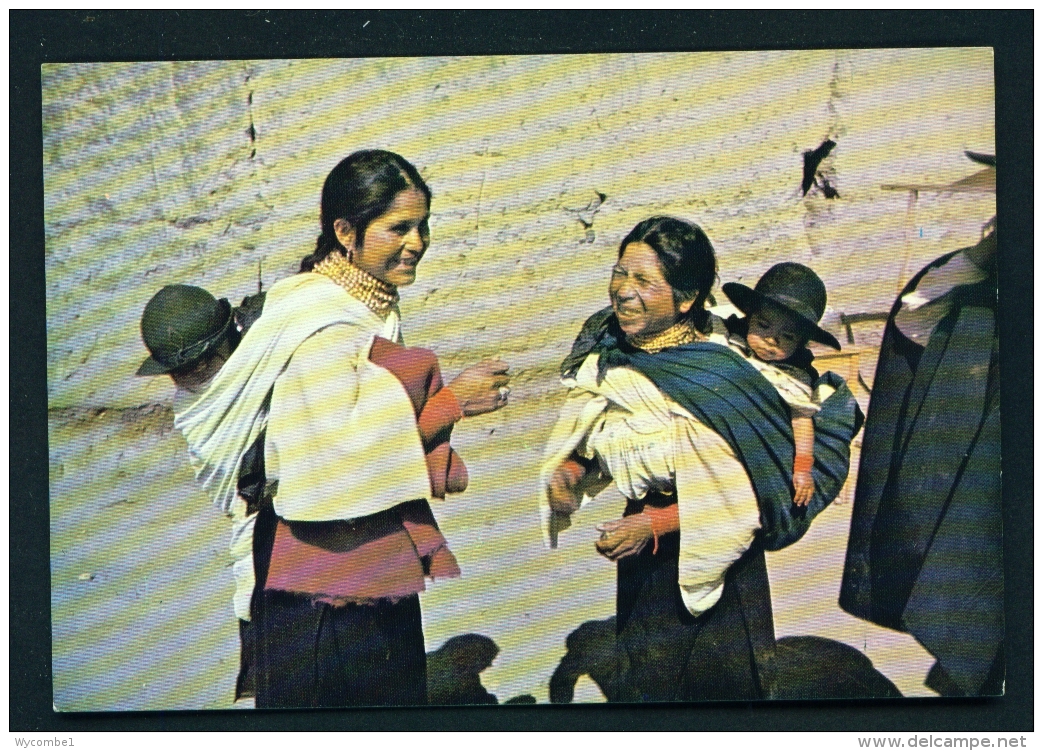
[175,150,510,708]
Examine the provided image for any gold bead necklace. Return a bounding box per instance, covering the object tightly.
[313,252,399,319]
[627,317,703,354]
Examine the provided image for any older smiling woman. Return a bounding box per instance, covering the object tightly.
[540,216,862,701]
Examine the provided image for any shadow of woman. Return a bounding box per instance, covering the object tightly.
[549,619,902,702]
[427,633,536,706]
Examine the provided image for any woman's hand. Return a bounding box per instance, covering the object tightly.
[448,360,511,416]
[547,465,583,515]
[595,516,652,561]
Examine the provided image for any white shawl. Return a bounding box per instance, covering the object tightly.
[538,353,761,616]
[173,272,403,515]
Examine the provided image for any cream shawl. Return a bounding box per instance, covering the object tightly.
[538,353,761,616]
[173,272,414,516]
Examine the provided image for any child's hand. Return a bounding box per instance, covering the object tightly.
[792,470,815,507]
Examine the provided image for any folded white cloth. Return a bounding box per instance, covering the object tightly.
[174,272,428,521]
[539,352,761,616]
[264,323,431,522]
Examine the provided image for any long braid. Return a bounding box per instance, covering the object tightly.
[299,233,343,272]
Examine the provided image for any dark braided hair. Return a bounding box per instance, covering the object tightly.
[300,150,432,272]
[618,216,718,330]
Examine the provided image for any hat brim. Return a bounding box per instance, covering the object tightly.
[722,282,841,351]
[965,151,996,167]
[136,299,234,376]
[136,355,175,376]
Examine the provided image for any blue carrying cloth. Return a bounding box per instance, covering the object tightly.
[566,310,863,551]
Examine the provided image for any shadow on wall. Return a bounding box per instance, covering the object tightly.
[426,634,536,706]
[549,618,902,703]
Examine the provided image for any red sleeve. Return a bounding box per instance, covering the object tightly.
[418,386,463,444]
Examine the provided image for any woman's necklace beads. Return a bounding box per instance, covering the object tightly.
[626,317,703,354]
[314,252,399,319]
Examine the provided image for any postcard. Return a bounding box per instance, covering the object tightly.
[42,47,1000,712]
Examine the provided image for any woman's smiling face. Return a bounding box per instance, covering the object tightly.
[336,187,431,287]
[609,241,692,338]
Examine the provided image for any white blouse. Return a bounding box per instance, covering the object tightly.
[541,350,762,616]
[894,248,989,345]
[738,354,821,418]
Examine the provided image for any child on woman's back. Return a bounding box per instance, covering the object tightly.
[722,262,842,506]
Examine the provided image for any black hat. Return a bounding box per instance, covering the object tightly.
[722,263,841,351]
[136,285,233,376]
[965,151,995,167]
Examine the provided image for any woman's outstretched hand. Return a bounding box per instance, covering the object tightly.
[595,516,652,561]
[449,360,511,416]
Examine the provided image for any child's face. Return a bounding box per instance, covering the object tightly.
[169,339,232,394]
[746,305,806,362]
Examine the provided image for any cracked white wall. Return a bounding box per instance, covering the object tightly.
[46,50,997,710]
[44,49,995,410]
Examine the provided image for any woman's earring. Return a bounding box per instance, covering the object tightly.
[333,219,356,263]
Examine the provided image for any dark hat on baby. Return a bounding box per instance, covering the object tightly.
[722,262,841,351]
[136,284,233,376]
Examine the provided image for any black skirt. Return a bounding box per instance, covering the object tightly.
[612,494,775,703]
[254,589,427,709]
[251,503,428,709]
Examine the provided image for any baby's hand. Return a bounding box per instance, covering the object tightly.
[792,471,815,507]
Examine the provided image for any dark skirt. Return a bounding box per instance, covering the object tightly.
[235,618,257,701]
[612,494,775,703]
[251,502,428,709]
[254,589,428,709]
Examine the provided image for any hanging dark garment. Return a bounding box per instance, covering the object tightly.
[235,617,257,700]
[233,430,267,702]
[840,250,1002,696]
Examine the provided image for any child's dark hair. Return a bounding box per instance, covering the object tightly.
[619,216,718,328]
[300,150,432,272]
[755,298,809,326]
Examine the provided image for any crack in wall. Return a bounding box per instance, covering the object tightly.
[246,89,257,160]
